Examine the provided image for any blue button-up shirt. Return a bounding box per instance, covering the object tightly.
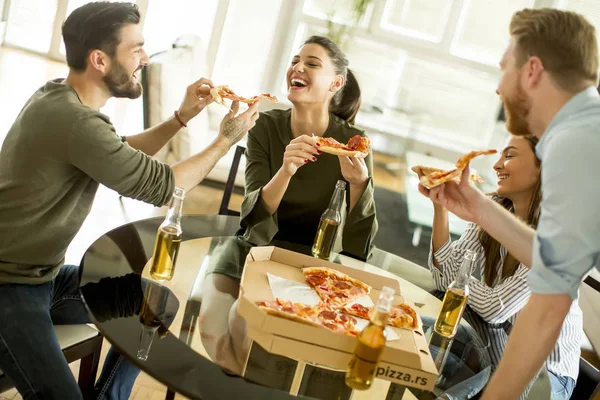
[528,86,600,299]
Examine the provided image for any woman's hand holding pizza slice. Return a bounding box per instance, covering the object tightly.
[339,155,369,186]
[281,135,321,177]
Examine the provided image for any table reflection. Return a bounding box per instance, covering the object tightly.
[80,273,180,363]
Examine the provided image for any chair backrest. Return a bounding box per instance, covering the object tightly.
[573,275,600,400]
[218,145,246,217]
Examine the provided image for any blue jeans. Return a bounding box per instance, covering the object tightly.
[548,371,575,400]
[0,265,140,399]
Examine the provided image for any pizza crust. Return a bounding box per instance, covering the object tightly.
[419,169,462,188]
[258,306,322,328]
[318,145,368,158]
[209,86,226,106]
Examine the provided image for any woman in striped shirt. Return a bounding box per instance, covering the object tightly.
[428,135,582,400]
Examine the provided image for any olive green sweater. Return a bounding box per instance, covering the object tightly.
[238,109,378,260]
[0,80,174,284]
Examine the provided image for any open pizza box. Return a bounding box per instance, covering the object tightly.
[237,246,439,391]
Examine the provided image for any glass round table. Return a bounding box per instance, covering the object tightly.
[79,214,507,400]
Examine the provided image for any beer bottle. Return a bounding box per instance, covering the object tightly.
[345,286,395,390]
[149,187,185,281]
[312,180,346,260]
[434,249,477,337]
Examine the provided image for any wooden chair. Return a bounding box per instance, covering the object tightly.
[572,275,600,400]
[0,325,103,399]
[218,145,246,217]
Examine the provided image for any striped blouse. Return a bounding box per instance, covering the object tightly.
[428,222,583,385]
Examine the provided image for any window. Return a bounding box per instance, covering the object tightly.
[4,0,58,54]
[59,0,136,56]
[381,0,454,42]
[450,0,534,65]
[211,0,283,99]
[290,0,507,150]
[142,0,219,58]
[303,0,373,28]
[283,23,407,108]
[393,56,499,147]
[345,37,407,108]
[561,0,600,57]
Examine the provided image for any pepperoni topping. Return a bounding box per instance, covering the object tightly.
[307,275,326,286]
[353,304,368,312]
[319,310,337,320]
[347,135,362,150]
[319,285,331,292]
[334,280,351,290]
[322,321,338,330]
[340,314,357,324]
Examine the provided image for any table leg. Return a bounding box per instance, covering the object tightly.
[385,383,406,399]
[289,360,306,396]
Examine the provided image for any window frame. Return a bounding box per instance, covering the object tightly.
[0,0,150,61]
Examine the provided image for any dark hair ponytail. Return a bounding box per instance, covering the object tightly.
[302,36,362,124]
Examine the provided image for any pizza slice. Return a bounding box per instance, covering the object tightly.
[342,302,419,329]
[257,299,359,336]
[411,166,485,185]
[302,267,371,307]
[312,134,370,158]
[210,85,278,108]
[257,299,322,328]
[389,303,419,329]
[412,149,497,188]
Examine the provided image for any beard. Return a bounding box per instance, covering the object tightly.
[103,59,143,99]
[502,80,532,136]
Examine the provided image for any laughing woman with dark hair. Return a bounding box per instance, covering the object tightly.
[427,136,582,400]
[238,36,378,260]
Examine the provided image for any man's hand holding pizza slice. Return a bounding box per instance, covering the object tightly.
[417,164,489,224]
[414,148,499,224]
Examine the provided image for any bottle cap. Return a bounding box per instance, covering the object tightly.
[336,180,347,190]
[173,187,186,198]
[376,286,395,312]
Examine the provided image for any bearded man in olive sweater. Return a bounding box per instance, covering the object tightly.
[0,2,259,399]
